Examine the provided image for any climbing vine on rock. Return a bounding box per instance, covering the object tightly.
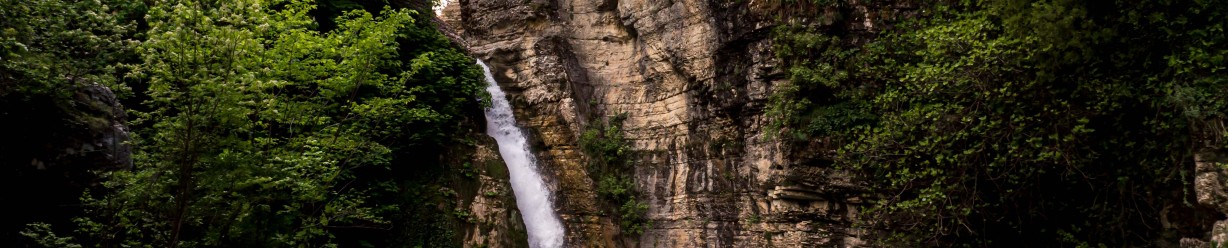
[579,113,651,235]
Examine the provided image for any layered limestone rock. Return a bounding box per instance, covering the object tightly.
[442,0,893,246]
[1188,152,1228,247]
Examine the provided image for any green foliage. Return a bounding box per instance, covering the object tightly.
[15,0,485,247]
[596,175,633,200]
[767,25,874,140]
[461,162,477,179]
[20,223,82,248]
[618,197,651,235]
[580,113,631,171]
[71,1,422,246]
[451,208,475,223]
[0,0,144,243]
[771,0,1227,246]
[578,113,651,235]
[0,0,139,101]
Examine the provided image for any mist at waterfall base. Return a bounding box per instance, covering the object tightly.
[478,60,566,248]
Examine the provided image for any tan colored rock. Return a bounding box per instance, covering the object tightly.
[1214,221,1228,247]
[1197,153,1228,213]
[443,0,890,246]
[1192,152,1228,247]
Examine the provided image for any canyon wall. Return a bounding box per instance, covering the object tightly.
[1191,152,1228,247]
[442,0,899,246]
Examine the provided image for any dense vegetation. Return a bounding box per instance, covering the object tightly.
[1,0,143,244]
[7,0,1228,246]
[770,0,1226,246]
[4,0,488,247]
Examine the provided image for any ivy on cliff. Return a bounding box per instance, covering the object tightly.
[771,0,1226,246]
[579,113,651,235]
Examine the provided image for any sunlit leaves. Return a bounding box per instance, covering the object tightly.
[60,0,484,247]
[0,0,139,99]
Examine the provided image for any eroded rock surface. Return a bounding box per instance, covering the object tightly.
[442,0,890,246]
[1190,153,1228,247]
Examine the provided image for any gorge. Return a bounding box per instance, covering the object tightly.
[441,0,1228,247]
[440,0,871,246]
[481,59,566,248]
[3,0,1228,247]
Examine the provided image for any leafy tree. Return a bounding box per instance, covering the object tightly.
[771,0,1226,246]
[13,0,485,247]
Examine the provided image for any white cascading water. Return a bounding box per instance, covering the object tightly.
[478,60,566,248]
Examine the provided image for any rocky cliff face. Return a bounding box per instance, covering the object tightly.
[1189,152,1228,247]
[442,0,893,246]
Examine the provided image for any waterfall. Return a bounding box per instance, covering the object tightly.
[478,60,566,248]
